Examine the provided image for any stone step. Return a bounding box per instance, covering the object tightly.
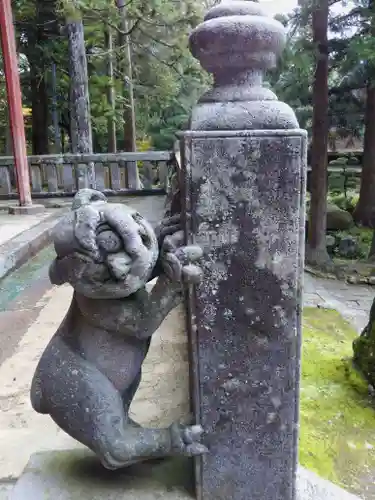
[8,449,361,500]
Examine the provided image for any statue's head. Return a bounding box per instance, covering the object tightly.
[49,189,159,299]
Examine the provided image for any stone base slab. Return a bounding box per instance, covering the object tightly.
[9,449,195,500]
[8,449,361,500]
[8,204,45,215]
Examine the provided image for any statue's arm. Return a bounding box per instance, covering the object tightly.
[75,216,202,340]
[75,275,182,339]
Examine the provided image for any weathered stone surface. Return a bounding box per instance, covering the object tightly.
[337,235,359,259]
[182,130,306,500]
[188,0,298,131]
[182,1,307,498]
[326,203,353,231]
[30,189,207,471]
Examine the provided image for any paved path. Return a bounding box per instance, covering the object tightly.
[304,273,374,333]
[0,209,57,246]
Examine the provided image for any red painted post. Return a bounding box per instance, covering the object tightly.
[0,0,32,206]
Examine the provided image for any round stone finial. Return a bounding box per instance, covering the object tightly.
[188,0,299,131]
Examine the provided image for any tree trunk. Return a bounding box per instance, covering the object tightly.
[306,0,331,269]
[117,0,137,152]
[66,8,95,188]
[30,66,49,155]
[27,0,58,155]
[117,0,140,189]
[104,26,117,153]
[353,84,375,228]
[51,62,61,153]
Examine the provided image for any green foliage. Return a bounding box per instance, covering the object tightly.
[269,0,374,143]
[7,0,208,153]
[269,26,315,131]
[8,0,373,156]
[328,190,359,212]
[301,307,375,497]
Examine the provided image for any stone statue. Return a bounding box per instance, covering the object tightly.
[353,296,375,388]
[30,188,208,470]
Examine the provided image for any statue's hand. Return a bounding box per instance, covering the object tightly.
[155,213,182,249]
[159,223,203,285]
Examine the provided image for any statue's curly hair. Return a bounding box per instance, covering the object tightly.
[49,190,159,299]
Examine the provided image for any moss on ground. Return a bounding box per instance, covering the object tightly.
[301,307,375,496]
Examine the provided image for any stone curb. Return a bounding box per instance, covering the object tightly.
[305,265,375,287]
[304,265,337,280]
[0,210,65,281]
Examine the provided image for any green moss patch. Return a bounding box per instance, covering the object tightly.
[301,307,375,496]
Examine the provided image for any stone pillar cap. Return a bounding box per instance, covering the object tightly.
[189,1,285,74]
[188,0,299,131]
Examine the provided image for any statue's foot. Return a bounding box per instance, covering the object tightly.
[169,422,209,457]
[98,422,208,470]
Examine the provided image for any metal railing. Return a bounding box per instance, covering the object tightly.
[0,151,175,198]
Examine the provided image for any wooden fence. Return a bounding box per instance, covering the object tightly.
[0,151,175,198]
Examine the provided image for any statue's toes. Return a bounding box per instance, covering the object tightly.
[175,245,203,264]
[183,424,204,444]
[170,422,208,457]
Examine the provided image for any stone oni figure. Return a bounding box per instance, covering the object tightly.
[30,188,207,470]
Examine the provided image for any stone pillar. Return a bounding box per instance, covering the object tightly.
[181,2,307,499]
